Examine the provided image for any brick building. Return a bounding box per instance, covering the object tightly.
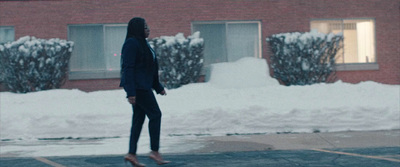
[0,0,399,92]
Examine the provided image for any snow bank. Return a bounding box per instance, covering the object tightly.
[1,57,399,156]
[208,57,279,88]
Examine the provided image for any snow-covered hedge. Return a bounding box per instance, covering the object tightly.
[267,30,343,86]
[149,32,204,89]
[0,36,74,93]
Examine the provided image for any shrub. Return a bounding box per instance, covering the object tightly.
[149,32,204,89]
[266,30,343,86]
[0,36,74,93]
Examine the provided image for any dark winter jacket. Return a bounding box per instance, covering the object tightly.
[119,37,164,97]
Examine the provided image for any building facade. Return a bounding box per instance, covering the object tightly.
[1,0,399,91]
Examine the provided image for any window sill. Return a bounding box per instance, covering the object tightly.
[68,70,120,80]
[335,63,379,71]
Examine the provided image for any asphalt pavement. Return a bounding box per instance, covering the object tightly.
[1,130,399,167]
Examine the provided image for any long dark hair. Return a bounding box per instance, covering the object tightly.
[124,17,153,71]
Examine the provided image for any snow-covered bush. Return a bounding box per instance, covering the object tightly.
[0,36,74,93]
[266,30,343,86]
[149,32,204,89]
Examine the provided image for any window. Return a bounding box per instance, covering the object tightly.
[0,26,15,44]
[68,24,127,79]
[311,19,376,65]
[192,21,261,66]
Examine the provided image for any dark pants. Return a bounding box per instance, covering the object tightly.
[129,90,162,154]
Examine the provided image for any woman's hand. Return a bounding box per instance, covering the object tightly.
[127,96,136,105]
[160,90,167,96]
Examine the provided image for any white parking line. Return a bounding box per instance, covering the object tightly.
[311,148,400,163]
[34,157,67,167]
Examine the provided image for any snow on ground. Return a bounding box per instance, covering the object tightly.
[1,57,399,157]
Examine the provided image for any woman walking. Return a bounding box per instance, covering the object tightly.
[120,17,170,167]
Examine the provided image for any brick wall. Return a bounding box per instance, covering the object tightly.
[0,0,399,92]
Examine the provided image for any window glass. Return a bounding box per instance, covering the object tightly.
[192,23,227,65]
[352,20,375,63]
[69,25,104,71]
[227,23,259,62]
[104,25,126,71]
[0,26,15,44]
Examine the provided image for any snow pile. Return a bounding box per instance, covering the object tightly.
[208,57,279,88]
[149,32,204,89]
[267,30,343,86]
[0,36,74,93]
[1,57,399,156]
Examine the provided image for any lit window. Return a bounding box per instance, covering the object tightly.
[311,19,376,64]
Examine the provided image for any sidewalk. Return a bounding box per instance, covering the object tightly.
[187,129,400,153]
[2,147,399,167]
[1,130,399,167]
